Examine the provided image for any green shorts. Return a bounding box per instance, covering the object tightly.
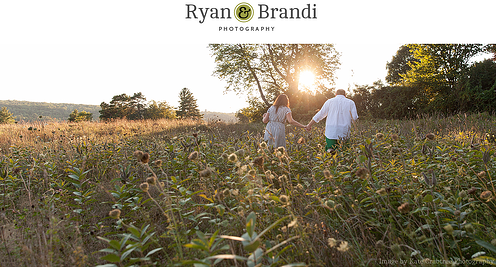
[325,138,338,151]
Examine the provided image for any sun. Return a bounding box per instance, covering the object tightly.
[298,70,316,90]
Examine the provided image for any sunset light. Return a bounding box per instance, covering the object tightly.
[298,70,316,91]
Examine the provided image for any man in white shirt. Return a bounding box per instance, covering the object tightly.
[305,89,358,151]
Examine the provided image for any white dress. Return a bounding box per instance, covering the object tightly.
[264,105,291,148]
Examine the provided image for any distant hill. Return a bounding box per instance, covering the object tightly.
[0,100,237,123]
[0,100,101,122]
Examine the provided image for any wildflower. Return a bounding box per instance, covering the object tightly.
[188,151,199,161]
[297,137,305,144]
[139,182,149,193]
[323,169,332,179]
[199,168,212,178]
[228,153,238,162]
[375,133,384,140]
[253,156,264,167]
[356,167,369,179]
[337,241,350,252]
[109,209,121,219]
[328,238,338,248]
[146,176,156,185]
[376,188,387,196]
[398,202,410,213]
[426,133,436,140]
[280,195,289,204]
[444,224,454,235]
[480,190,493,200]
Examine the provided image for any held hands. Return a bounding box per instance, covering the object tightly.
[304,124,312,132]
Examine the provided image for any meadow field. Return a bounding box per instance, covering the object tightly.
[1,114,496,267]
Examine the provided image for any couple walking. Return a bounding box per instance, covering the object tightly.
[263,89,358,152]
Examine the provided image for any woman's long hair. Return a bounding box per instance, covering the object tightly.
[273,94,290,113]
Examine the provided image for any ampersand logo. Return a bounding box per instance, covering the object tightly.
[234,2,254,23]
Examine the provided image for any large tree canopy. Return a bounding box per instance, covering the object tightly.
[209,44,340,121]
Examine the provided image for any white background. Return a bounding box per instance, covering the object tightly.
[0,0,492,113]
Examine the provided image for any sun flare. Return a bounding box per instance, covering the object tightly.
[298,70,316,90]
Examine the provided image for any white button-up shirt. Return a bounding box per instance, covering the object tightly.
[312,95,358,140]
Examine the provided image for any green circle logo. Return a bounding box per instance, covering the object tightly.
[235,2,254,23]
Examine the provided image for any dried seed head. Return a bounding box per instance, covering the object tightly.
[356,167,369,179]
[323,169,332,179]
[297,137,306,144]
[231,189,239,196]
[221,153,228,160]
[391,134,400,141]
[480,190,493,200]
[375,240,385,249]
[391,244,401,255]
[443,224,454,235]
[467,187,477,195]
[152,160,162,167]
[133,150,144,161]
[280,195,289,203]
[253,156,264,167]
[140,153,150,164]
[398,202,410,213]
[228,153,237,162]
[459,190,467,198]
[326,199,335,208]
[328,238,338,248]
[376,188,387,196]
[259,142,267,149]
[248,169,256,176]
[146,176,157,185]
[236,149,245,156]
[139,182,149,192]
[375,133,384,140]
[337,241,350,252]
[109,209,121,219]
[188,151,199,161]
[296,183,304,190]
[477,171,487,178]
[199,168,212,178]
[426,133,436,140]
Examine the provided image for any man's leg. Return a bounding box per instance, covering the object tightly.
[325,138,338,151]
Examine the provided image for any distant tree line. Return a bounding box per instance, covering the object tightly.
[350,44,496,119]
[98,88,202,121]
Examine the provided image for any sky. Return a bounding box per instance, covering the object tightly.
[0,1,493,113]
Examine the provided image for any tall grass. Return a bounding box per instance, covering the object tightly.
[0,113,495,266]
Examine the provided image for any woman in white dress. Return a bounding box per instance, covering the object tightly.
[262,94,306,148]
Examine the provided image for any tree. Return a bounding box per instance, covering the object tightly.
[0,107,15,124]
[176,88,202,119]
[209,44,340,121]
[99,92,147,120]
[145,100,176,120]
[68,109,93,122]
[386,45,418,85]
[401,44,484,113]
